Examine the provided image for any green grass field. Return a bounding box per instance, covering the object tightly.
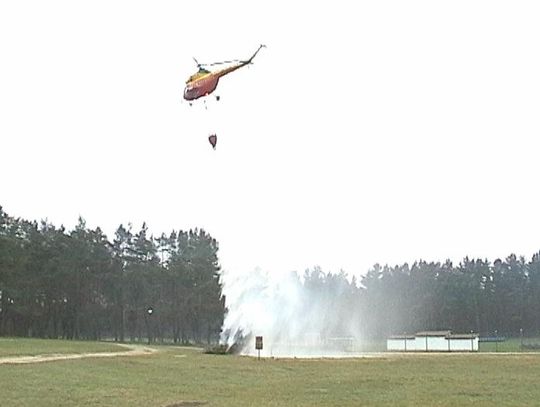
[0,337,124,357]
[2,339,540,406]
[479,337,540,352]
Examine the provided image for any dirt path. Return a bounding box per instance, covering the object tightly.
[0,343,158,365]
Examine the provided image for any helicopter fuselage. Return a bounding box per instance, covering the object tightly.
[183,63,247,101]
[183,74,220,101]
[183,45,265,102]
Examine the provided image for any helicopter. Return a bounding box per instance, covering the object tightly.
[183,44,266,102]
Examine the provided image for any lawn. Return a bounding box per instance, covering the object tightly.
[0,337,124,357]
[2,339,540,406]
[479,337,540,352]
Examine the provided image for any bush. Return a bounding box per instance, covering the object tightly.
[204,340,245,355]
[204,344,230,354]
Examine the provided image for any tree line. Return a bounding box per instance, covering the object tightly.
[2,204,539,342]
[298,255,540,340]
[359,254,540,339]
[0,206,224,343]
[262,251,540,343]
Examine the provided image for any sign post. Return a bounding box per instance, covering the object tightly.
[255,336,263,360]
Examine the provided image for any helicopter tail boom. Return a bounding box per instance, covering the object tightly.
[244,44,266,64]
[213,44,266,79]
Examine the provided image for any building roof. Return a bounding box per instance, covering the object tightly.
[388,331,479,339]
[388,335,415,340]
[447,333,478,339]
[415,331,451,337]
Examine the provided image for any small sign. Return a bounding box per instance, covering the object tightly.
[255,336,263,350]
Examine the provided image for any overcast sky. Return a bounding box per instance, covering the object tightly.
[1,1,539,277]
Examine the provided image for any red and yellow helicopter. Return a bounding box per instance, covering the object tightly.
[183,44,266,102]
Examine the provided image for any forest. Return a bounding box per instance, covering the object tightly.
[0,206,224,343]
[1,205,539,342]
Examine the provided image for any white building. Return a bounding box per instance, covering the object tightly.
[387,331,479,352]
[447,333,479,352]
[386,335,415,351]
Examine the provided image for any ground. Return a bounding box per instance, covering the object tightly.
[1,338,540,406]
[0,342,156,365]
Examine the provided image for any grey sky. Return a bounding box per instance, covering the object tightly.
[1,1,539,277]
